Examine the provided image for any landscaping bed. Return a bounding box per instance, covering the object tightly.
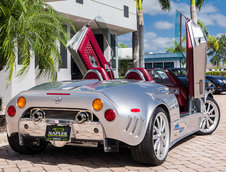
[206,71,226,77]
[0,115,6,133]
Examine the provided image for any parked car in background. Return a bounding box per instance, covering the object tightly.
[167,68,226,94]
[205,75,226,94]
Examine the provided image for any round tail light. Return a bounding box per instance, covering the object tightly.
[92,99,103,111]
[7,105,16,117]
[17,97,26,108]
[104,109,116,121]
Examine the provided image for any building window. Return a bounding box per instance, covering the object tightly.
[60,42,67,69]
[124,5,129,18]
[145,63,152,69]
[164,62,174,68]
[111,34,116,69]
[153,63,163,68]
[76,0,83,4]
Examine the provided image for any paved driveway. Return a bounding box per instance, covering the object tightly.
[1,94,226,172]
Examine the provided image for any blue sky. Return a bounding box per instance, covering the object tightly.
[118,0,226,53]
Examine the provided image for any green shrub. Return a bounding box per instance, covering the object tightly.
[206,71,226,77]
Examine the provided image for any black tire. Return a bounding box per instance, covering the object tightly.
[131,107,170,165]
[7,133,48,154]
[196,97,220,135]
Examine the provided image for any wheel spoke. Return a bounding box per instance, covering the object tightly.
[161,121,165,132]
[160,140,165,154]
[157,141,161,157]
[160,116,163,129]
[208,118,214,124]
[206,103,210,113]
[156,117,160,130]
[154,126,160,134]
[154,139,160,151]
[209,114,216,117]
[208,108,214,115]
[201,119,206,129]
[200,118,205,129]
[206,119,210,129]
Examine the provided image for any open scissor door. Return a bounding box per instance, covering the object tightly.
[67,24,114,79]
[186,21,207,98]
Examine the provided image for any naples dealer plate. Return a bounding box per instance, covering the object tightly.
[45,125,71,141]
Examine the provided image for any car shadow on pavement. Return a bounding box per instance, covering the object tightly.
[0,144,151,169]
[170,134,196,150]
[0,134,198,170]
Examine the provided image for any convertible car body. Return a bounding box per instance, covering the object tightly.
[6,18,220,165]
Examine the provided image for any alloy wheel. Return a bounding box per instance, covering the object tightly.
[153,112,170,161]
[200,99,220,133]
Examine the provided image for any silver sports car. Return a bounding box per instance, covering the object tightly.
[6,18,220,165]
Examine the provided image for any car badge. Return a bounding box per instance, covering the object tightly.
[55,97,62,104]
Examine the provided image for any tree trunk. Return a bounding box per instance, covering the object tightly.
[138,8,144,68]
[190,0,197,24]
[132,10,139,68]
[139,18,144,68]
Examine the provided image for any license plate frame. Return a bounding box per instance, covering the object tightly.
[45,125,71,141]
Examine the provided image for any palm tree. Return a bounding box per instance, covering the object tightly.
[208,34,226,68]
[132,0,170,68]
[166,40,186,53]
[191,0,206,24]
[0,0,75,83]
[197,20,219,52]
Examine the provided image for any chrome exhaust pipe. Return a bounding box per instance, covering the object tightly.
[75,112,88,124]
[31,109,45,122]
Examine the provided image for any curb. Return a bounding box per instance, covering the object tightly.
[0,132,8,146]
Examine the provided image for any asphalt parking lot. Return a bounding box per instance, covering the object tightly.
[0,94,226,172]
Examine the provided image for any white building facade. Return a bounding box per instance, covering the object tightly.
[0,0,136,106]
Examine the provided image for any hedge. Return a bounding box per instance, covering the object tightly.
[206,71,226,77]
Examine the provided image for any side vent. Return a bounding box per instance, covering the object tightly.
[125,117,144,137]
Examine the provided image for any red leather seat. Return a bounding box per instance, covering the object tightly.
[124,68,153,81]
[165,70,188,112]
[83,67,110,81]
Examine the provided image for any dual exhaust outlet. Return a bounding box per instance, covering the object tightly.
[31,109,89,124]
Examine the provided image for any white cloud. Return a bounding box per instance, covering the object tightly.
[154,21,174,30]
[144,32,173,52]
[143,1,189,16]
[145,32,157,39]
[199,4,218,14]
[118,31,174,53]
[199,13,226,28]
[143,1,226,28]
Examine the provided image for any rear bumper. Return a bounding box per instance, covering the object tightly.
[19,118,104,142]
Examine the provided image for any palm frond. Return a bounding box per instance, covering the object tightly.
[158,0,171,11]
[196,0,205,11]
[0,0,76,83]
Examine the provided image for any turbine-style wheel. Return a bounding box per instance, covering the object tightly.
[197,97,220,135]
[152,111,170,161]
[131,107,170,165]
